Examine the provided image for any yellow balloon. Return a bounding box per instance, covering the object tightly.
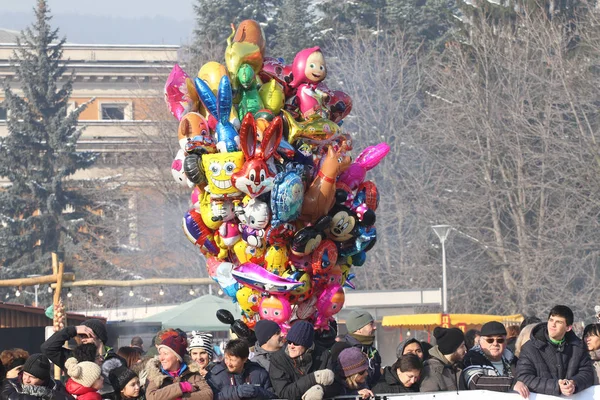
[259,80,285,115]
[197,61,228,95]
[225,41,263,77]
[264,245,288,276]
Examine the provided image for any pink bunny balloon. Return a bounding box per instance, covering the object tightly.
[338,143,390,190]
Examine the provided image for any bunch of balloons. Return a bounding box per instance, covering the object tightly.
[165,20,389,333]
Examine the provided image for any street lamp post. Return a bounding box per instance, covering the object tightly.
[27,274,41,307]
[432,225,452,314]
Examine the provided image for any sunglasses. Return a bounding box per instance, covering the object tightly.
[484,338,505,344]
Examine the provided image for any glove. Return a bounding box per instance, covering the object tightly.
[236,384,257,398]
[302,385,324,400]
[179,382,193,393]
[314,369,334,386]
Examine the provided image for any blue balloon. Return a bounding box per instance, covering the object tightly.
[271,165,305,227]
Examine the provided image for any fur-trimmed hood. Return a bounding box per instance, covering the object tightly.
[144,355,200,387]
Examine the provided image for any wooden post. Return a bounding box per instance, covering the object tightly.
[52,253,58,275]
[53,258,65,381]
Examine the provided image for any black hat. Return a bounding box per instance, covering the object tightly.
[22,354,51,382]
[286,320,314,348]
[433,327,465,355]
[108,365,138,392]
[480,321,507,337]
[254,320,281,347]
[82,319,108,344]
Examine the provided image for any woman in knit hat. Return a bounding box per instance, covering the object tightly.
[335,347,373,399]
[1,353,73,400]
[269,320,340,400]
[186,332,214,377]
[108,365,144,400]
[64,357,104,400]
[144,329,212,400]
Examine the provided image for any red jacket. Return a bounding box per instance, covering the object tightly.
[65,379,102,400]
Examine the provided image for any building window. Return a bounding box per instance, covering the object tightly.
[0,106,7,120]
[101,104,126,120]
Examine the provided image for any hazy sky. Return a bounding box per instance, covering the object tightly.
[0,0,197,44]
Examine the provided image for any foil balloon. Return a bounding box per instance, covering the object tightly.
[236,286,262,318]
[232,20,266,56]
[182,209,219,255]
[281,110,340,145]
[197,62,228,96]
[314,285,345,330]
[264,245,288,276]
[258,79,285,115]
[237,63,263,117]
[338,143,390,190]
[259,57,294,98]
[270,165,305,227]
[225,25,263,77]
[171,149,192,187]
[164,64,194,121]
[282,269,313,304]
[216,308,235,325]
[232,262,304,293]
[258,295,292,331]
[327,89,353,124]
[215,262,239,298]
[177,112,210,150]
[288,47,329,119]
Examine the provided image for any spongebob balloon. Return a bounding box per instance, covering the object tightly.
[202,152,244,198]
[236,286,262,319]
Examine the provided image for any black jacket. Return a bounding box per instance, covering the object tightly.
[371,366,418,394]
[460,346,516,392]
[515,322,594,395]
[268,345,340,400]
[40,326,79,370]
[342,334,382,387]
[1,377,74,400]
[206,361,275,400]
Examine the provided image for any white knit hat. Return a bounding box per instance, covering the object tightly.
[187,331,213,358]
[65,357,102,388]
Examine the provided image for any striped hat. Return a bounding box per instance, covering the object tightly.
[188,331,213,359]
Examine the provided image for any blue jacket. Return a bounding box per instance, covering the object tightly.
[206,361,275,400]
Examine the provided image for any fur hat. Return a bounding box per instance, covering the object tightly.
[254,320,281,347]
[65,357,102,388]
[82,319,108,344]
[338,347,368,377]
[286,320,314,348]
[345,310,374,333]
[433,327,465,355]
[108,365,138,392]
[187,331,213,358]
[22,354,51,382]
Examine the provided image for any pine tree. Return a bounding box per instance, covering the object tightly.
[0,1,99,283]
[192,0,243,52]
[272,0,316,62]
[316,0,388,42]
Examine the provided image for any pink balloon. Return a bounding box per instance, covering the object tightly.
[232,262,304,293]
[314,285,345,330]
[259,295,292,329]
[338,143,390,190]
[164,64,193,121]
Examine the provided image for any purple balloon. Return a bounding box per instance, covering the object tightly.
[232,263,304,293]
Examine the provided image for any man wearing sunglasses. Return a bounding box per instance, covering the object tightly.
[516,305,594,397]
[461,321,529,398]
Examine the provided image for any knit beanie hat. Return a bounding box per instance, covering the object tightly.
[108,365,138,392]
[345,310,374,333]
[338,347,368,377]
[433,327,465,355]
[22,354,51,382]
[188,331,214,359]
[65,357,102,388]
[158,334,187,362]
[286,320,314,348]
[254,320,281,347]
[82,319,108,344]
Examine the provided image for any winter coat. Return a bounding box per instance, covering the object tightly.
[342,334,382,387]
[249,343,275,372]
[65,379,102,400]
[515,322,594,396]
[395,338,423,359]
[371,366,418,394]
[206,361,275,400]
[590,350,600,385]
[144,357,212,400]
[419,346,462,392]
[268,344,340,400]
[1,377,74,400]
[460,346,516,392]
[41,327,114,372]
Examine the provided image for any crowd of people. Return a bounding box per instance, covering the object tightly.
[1,305,599,399]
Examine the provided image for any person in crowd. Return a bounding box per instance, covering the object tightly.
[342,309,381,387]
[465,330,480,351]
[1,350,29,380]
[420,341,433,360]
[516,305,594,396]
[506,325,520,354]
[187,332,214,378]
[583,323,600,384]
[335,348,373,399]
[0,363,5,384]
[519,316,541,331]
[108,365,144,400]
[514,324,536,361]
[41,320,110,370]
[420,327,466,392]
[144,329,212,400]
[117,348,143,369]
[396,338,424,361]
[1,353,73,400]
[269,320,338,400]
[64,357,104,400]
[130,338,144,352]
[206,339,275,400]
[250,320,284,372]
[460,321,529,398]
[372,353,422,394]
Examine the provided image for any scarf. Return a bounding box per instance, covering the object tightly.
[348,333,374,346]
